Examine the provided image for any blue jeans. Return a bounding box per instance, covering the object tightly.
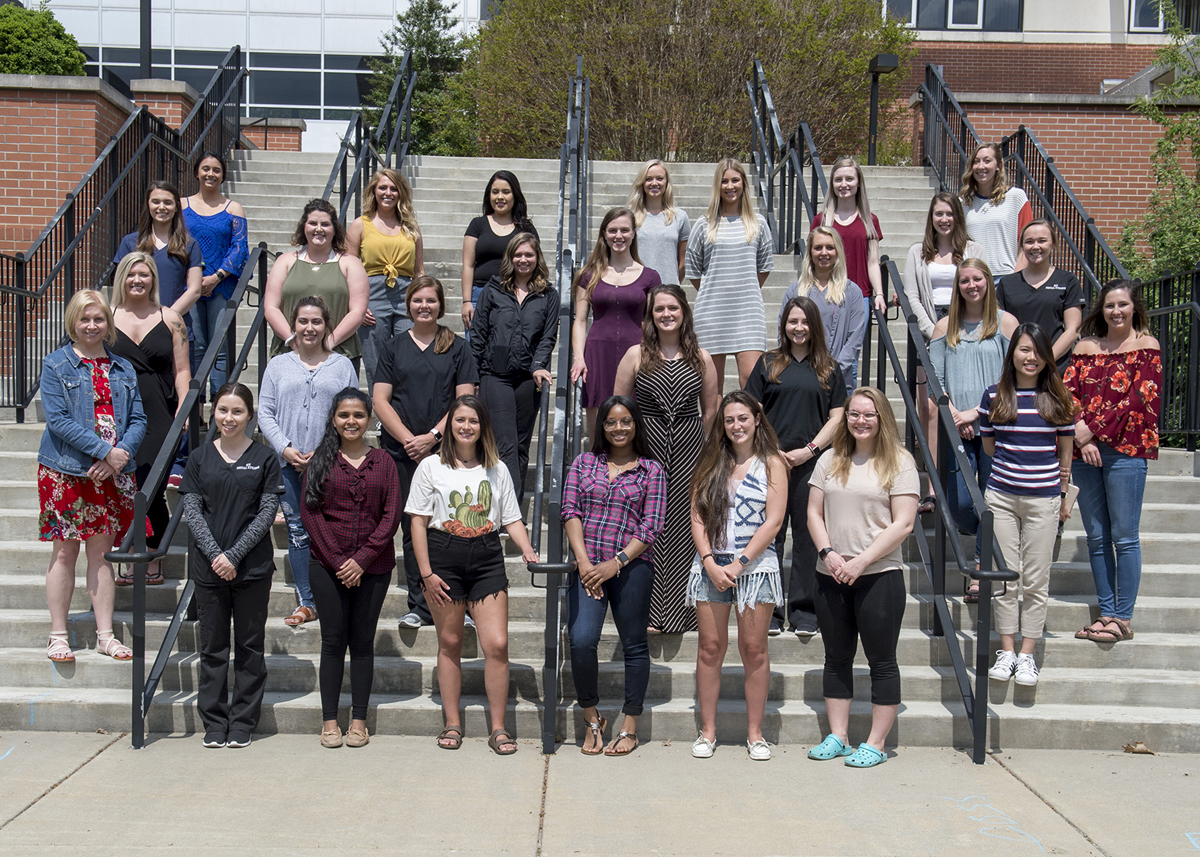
[946,435,991,561]
[567,557,653,717]
[1072,444,1147,620]
[278,463,313,608]
[190,297,228,398]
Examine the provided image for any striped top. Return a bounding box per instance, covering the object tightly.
[964,188,1032,277]
[978,386,1073,497]
[685,213,774,354]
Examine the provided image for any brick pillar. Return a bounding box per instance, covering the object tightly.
[130,79,199,130]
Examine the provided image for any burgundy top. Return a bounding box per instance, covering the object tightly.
[1063,348,1161,460]
[581,266,661,407]
[811,212,883,299]
[300,447,402,574]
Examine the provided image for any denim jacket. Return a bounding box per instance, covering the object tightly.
[37,344,147,477]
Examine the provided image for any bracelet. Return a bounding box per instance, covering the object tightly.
[699,552,713,562]
[420,573,432,580]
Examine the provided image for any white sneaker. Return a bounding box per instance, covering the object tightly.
[397,612,423,629]
[988,650,1017,682]
[691,733,716,758]
[747,738,771,761]
[1014,654,1040,686]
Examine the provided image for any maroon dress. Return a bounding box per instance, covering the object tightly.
[582,267,661,407]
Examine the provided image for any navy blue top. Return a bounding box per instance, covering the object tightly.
[183,201,249,301]
[978,386,1074,497]
[114,233,204,336]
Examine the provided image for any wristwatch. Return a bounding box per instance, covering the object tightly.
[431,428,443,441]
[738,555,750,567]
[819,547,834,561]
[616,551,630,568]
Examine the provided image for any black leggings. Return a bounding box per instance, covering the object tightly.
[813,567,906,706]
[309,563,392,721]
[134,461,170,551]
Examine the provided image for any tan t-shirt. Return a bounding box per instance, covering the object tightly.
[809,450,920,576]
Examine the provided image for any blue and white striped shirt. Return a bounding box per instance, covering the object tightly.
[978,386,1073,497]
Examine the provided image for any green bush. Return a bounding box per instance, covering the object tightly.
[0,4,86,76]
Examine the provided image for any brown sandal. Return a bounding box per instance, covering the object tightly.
[1088,617,1133,642]
[437,726,463,750]
[580,716,606,756]
[1075,618,1108,640]
[604,731,638,756]
[284,606,317,627]
[488,728,517,755]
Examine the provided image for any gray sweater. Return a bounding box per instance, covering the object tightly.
[257,351,359,457]
[900,240,985,340]
[928,320,1010,424]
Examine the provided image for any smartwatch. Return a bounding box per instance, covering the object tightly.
[616,551,630,568]
[431,428,443,441]
[819,547,834,561]
[737,555,750,567]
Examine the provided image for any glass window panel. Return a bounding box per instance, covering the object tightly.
[885,0,916,24]
[249,105,320,120]
[250,51,320,69]
[325,54,371,70]
[324,108,357,120]
[917,0,946,28]
[175,49,228,66]
[80,45,99,62]
[1130,0,1162,30]
[174,67,217,93]
[949,0,982,27]
[983,0,1021,31]
[103,67,136,98]
[103,48,140,64]
[250,70,320,106]
[324,72,371,107]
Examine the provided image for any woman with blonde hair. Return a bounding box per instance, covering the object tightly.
[627,159,691,286]
[778,225,867,391]
[806,387,919,767]
[347,168,425,388]
[686,158,774,393]
[811,156,885,317]
[960,142,1033,276]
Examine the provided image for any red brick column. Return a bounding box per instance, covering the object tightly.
[130,79,199,130]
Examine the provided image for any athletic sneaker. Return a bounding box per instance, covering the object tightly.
[1014,654,1040,686]
[768,621,782,637]
[225,731,251,748]
[988,650,1017,682]
[398,612,424,629]
[202,731,226,748]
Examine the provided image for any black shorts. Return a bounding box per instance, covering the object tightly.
[424,528,509,603]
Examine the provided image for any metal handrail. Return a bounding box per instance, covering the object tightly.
[106,244,273,748]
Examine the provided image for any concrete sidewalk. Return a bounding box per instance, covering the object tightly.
[0,731,1195,856]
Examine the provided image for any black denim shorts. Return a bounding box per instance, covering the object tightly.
[424,528,509,603]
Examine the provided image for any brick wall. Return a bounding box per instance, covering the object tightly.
[903,43,1160,97]
[240,119,305,152]
[130,80,198,130]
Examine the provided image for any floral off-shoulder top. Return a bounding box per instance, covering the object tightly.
[1062,348,1161,460]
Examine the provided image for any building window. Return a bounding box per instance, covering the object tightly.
[947,0,983,28]
[1131,0,1200,32]
[884,0,917,24]
[907,0,1021,31]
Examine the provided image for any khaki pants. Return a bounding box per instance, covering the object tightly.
[985,489,1059,639]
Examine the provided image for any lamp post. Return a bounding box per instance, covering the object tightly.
[139,0,151,78]
[868,53,900,166]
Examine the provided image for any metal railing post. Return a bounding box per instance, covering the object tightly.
[14,253,27,423]
[131,490,148,748]
[973,509,997,764]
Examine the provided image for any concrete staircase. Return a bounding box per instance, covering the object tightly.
[5,151,1196,752]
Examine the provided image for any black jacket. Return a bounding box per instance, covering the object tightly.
[471,276,559,377]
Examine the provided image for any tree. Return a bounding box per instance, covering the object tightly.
[473,0,914,162]
[1118,6,1200,279]
[368,0,478,157]
[0,3,86,76]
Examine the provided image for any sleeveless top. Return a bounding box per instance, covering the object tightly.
[358,216,416,287]
[270,252,361,361]
[110,312,178,465]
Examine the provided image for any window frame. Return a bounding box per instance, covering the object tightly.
[883,0,918,25]
[947,0,985,29]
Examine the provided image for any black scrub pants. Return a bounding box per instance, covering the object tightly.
[391,451,433,623]
[479,372,539,507]
[194,575,272,735]
[773,457,820,633]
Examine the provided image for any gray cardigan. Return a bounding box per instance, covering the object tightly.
[257,351,359,458]
[901,240,985,340]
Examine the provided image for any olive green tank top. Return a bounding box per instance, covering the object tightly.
[270,252,361,361]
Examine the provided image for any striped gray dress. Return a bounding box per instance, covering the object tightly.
[686,214,774,355]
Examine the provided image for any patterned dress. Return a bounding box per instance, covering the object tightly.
[636,359,705,633]
[38,358,139,544]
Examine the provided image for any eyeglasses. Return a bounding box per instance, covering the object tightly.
[846,411,879,422]
[603,418,635,430]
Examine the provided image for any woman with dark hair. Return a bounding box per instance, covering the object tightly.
[109,251,191,587]
[960,142,1033,276]
[374,277,478,630]
[179,383,283,748]
[114,180,204,335]
[462,170,538,332]
[182,151,249,395]
[613,284,719,635]
[471,232,558,507]
[406,395,540,755]
[627,159,691,286]
[347,168,425,388]
[1064,281,1160,644]
[264,198,368,372]
[811,156,885,318]
[562,395,667,756]
[807,387,919,767]
[300,388,401,748]
[747,295,847,637]
[687,391,787,761]
[570,207,662,436]
[39,290,147,663]
[258,296,358,627]
[981,324,1077,688]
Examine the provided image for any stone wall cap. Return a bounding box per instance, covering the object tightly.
[0,73,135,113]
[130,78,199,102]
[239,117,307,131]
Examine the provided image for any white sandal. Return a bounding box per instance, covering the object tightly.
[96,630,132,660]
[47,631,75,662]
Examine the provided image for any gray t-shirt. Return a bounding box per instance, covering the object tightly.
[637,209,691,286]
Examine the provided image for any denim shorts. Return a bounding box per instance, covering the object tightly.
[690,552,780,606]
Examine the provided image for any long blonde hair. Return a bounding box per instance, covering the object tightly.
[703,158,760,245]
[820,156,878,242]
[627,159,678,227]
[945,258,1001,348]
[795,226,850,306]
[363,168,418,238]
[828,387,909,491]
[959,142,1010,207]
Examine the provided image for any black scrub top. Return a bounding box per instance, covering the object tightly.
[996,268,1086,371]
[376,330,479,460]
[178,440,284,584]
[745,353,847,452]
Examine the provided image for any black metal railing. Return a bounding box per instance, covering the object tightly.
[0,46,246,420]
[106,244,273,748]
[747,60,827,255]
[918,63,1129,302]
[1140,266,1200,450]
[322,49,417,224]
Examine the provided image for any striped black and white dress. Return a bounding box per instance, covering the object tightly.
[636,359,705,633]
[685,214,774,355]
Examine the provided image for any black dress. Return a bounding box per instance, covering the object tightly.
[111,315,178,549]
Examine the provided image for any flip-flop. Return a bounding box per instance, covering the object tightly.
[845,743,887,768]
[581,716,606,756]
[604,731,638,756]
[436,726,463,750]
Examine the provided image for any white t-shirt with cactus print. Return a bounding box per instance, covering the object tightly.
[405,458,523,537]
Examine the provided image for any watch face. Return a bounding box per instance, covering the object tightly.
[739,555,749,566]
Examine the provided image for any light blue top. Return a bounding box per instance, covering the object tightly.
[929,320,1010,423]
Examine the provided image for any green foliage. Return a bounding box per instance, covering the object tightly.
[1120,4,1200,278]
[368,0,478,156]
[0,4,86,76]
[473,0,914,161]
